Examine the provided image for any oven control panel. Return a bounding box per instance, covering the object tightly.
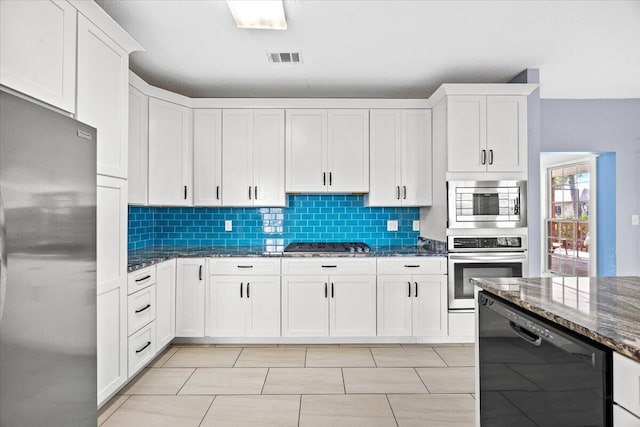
[448,236,526,251]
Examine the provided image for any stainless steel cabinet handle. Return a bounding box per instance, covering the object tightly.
[408,281,411,297]
[198,265,203,281]
[403,186,407,200]
[254,186,258,199]
[414,282,418,298]
[481,150,487,165]
[240,282,243,298]
[135,275,151,282]
[135,304,151,314]
[489,149,494,165]
[246,282,250,298]
[0,191,6,326]
[136,341,152,353]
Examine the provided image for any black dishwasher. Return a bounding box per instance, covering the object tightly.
[478,291,612,427]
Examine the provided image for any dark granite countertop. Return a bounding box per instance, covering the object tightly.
[471,276,640,362]
[128,245,447,272]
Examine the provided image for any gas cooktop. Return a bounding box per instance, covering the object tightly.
[284,242,371,254]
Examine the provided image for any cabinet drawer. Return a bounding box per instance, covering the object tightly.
[614,352,640,417]
[209,258,281,275]
[128,285,156,335]
[377,257,447,275]
[128,266,156,294]
[128,321,156,378]
[282,258,376,275]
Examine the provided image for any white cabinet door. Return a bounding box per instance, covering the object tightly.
[128,86,148,204]
[614,405,640,427]
[0,0,76,113]
[447,96,487,173]
[96,176,127,405]
[377,276,413,337]
[281,276,329,337]
[286,109,327,192]
[486,96,526,173]
[253,109,285,206]
[368,110,402,206]
[77,15,129,179]
[155,259,176,348]
[176,259,205,337]
[222,109,253,206]
[193,109,222,206]
[412,276,447,337]
[402,110,432,206]
[329,276,376,337]
[327,109,369,193]
[206,276,245,337]
[245,276,281,337]
[148,98,192,205]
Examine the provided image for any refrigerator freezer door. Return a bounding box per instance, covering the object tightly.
[0,91,97,426]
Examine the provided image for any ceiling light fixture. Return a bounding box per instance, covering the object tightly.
[226,1,287,30]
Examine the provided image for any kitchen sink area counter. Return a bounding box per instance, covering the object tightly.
[128,243,448,272]
[472,276,640,362]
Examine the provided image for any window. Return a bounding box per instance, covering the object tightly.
[546,161,591,276]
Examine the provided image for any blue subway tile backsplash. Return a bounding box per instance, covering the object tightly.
[128,195,419,250]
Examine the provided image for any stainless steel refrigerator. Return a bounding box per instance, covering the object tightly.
[0,91,96,426]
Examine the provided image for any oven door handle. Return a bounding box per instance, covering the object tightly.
[448,253,527,262]
[510,322,542,347]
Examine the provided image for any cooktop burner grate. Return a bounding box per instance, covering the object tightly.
[284,242,371,253]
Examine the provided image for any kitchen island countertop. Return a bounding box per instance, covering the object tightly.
[128,245,447,273]
[472,276,640,362]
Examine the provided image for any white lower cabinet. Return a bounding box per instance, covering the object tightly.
[614,352,640,426]
[155,259,177,348]
[176,258,206,337]
[127,285,156,335]
[97,282,127,405]
[128,322,156,377]
[281,258,377,338]
[377,258,447,338]
[207,258,281,337]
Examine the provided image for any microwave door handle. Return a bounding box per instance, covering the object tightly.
[514,197,520,215]
[448,253,526,262]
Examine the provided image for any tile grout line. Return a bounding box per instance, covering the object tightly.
[297,394,302,427]
[98,395,130,426]
[432,347,450,367]
[197,395,217,427]
[341,368,346,394]
[175,368,198,395]
[385,394,400,427]
[160,347,182,368]
[260,367,270,394]
[368,347,378,367]
[232,347,245,367]
[413,367,430,393]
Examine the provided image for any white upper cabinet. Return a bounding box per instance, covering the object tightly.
[0,0,77,113]
[77,14,129,179]
[148,98,193,206]
[128,86,149,204]
[222,109,285,207]
[447,95,526,173]
[193,109,222,206]
[367,109,432,206]
[286,109,369,193]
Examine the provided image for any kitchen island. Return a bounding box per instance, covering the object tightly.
[472,276,640,427]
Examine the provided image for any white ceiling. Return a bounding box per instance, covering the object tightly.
[96,0,640,99]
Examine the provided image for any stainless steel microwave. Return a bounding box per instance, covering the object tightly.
[448,180,527,228]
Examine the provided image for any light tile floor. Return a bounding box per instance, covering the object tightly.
[98,344,476,427]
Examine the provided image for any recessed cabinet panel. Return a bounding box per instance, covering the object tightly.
[128,86,149,204]
[253,110,285,206]
[193,109,222,206]
[148,98,192,206]
[329,276,376,337]
[412,277,447,337]
[244,277,281,337]
[377,276,413,337]
[77,15,129,178]
[176,258,205,337]
[155,259,176,348]
[281,276,329,337]
[207,277,245,337]
[368,110,402,206]
[222,109,253,206]
[486,96,526,172]
[286,109,327,192]
[97,283,126,404]
[0,0,77,113]
[327,109,369,193]
[402,110,432,206]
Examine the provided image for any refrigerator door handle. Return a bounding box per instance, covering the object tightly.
[0,190,6,326]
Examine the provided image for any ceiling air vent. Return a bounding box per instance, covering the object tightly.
[268,51,302,64]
